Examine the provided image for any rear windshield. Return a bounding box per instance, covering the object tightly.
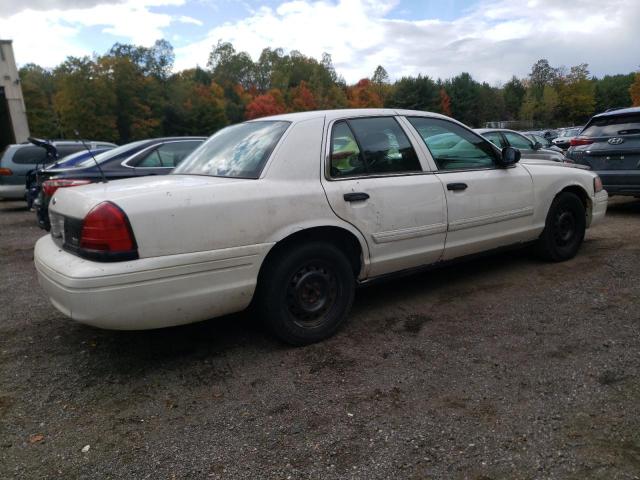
[172,121,290,179]
[12,146,49,164]
[582,113,640,137]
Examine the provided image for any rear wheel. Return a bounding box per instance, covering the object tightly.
[256,242,355,346]
[535,192,586,262]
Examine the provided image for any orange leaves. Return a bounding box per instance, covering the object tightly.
[346,79,383,108]
[439,88,452,117]
[245,90,287,120]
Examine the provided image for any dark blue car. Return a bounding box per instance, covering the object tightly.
[36,137,206,229]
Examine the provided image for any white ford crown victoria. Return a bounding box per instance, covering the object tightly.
[35,109,608,345]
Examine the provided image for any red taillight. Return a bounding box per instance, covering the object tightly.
[0,167,12,176]
[79,202,138,259]
[43,178,91,197]
[570,137,593,147]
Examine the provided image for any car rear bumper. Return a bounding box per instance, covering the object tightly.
[0,184,25,199]
[595,171,640,195]
[34,235,272,330]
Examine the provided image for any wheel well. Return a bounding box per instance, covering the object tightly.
[560,185,592,223]
[261,227,364,278]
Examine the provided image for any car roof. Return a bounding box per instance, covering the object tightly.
[250,108,455,124]
[474,128,524,135]
[592,106,640,118]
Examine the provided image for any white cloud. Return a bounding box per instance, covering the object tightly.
[1,0,638,83]
[0,0,185,67]
[174,0,640,83]
[178,15,204,26]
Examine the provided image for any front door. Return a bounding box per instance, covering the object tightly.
[321,116,447,277]
[404,117,535,260]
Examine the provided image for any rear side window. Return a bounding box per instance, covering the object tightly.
[582,113,640,137]
[408,117,498,171]
[132,141,202,168]
[330,117,422,178]
[12,146,48,164]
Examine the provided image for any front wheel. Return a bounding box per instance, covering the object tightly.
[255,242,355,346]
[535,192,586,262]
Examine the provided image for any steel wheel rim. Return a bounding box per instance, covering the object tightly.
[553,209,576,246]
[285,261,338,329]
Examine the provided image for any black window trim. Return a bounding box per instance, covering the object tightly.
[324,115,428,181]
[404,116,504,174]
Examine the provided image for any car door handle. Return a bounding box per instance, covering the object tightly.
[447,183,468,191]
[343,192,370,202]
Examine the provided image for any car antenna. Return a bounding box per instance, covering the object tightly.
[74,129,108,183]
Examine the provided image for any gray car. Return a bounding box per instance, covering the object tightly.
[0,139,116,199]
[475,128,567,163]
[565,107,640,196]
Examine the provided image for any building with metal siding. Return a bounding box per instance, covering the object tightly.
[0,40,30,150]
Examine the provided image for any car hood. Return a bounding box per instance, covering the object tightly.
[520,158,590,170]
[50,174,251,219]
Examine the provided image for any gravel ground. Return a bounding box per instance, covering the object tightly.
[0,197,639,480]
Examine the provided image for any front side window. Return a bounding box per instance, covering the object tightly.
[503,132,533,150]
[483,132,507,148]
[330,117,422,177]
[408,117,498,171]
[173,121,289,178]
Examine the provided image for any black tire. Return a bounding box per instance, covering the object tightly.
[535,192,586,262]
[255,241,355,346]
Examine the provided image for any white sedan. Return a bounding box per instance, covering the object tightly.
[34,109,608,345]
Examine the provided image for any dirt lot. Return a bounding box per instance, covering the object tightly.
[0,197,639,480]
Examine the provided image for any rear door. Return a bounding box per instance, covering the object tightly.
[321,116,447,277]
[405,117,535,260]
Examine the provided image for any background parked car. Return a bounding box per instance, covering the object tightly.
[35,137,206,229]
[566,107,640,196]
[523,133,564,153]
[475,128,567,162]
[0,139,116,200]
[552,127,583,150]
[26,147,115,209]
[524,129,559,141]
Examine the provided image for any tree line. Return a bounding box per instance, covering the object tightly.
[19,40,640,144]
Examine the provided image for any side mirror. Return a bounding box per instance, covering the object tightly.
[533,141,543,150]
[500,146,521,167]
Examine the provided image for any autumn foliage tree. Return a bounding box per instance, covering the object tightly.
[245,90,287,119]
[17,41,640,143]
[346,79,383,108]
[631,73,640,107]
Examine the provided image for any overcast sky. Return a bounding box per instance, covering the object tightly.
[1,0,638,84]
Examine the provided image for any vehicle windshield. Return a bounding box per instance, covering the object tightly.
[581,113,640,137]
[559,127,582,137]
[173,121,290,179]
[75,140,147,168]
